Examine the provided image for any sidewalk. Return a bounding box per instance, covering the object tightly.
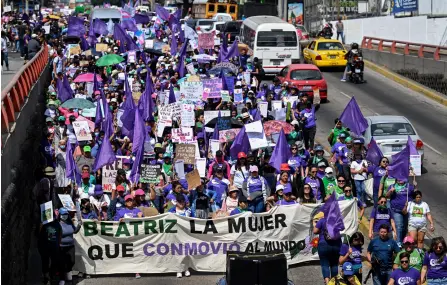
[1,52,26,90]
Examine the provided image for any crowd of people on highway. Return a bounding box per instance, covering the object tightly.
[2,3,444,285]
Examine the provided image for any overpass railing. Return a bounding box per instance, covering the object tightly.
[361,36,447,61]
[1,45,49,147]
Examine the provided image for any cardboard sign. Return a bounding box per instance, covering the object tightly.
[139,164,161,183]
[217,116,232,131]
[84,49,92,57]
[234,89,243,103]
[72,121,92,141]
[410,155,421,176]
[101,156,128,192]
[196,158,206,177]
[175,144,196,164]
[221,90,231,102]
[204,110,231,125]
[185,169,201,190]
[95,43,108,52]
[313,88,321,105]
[202,78,222,99]
[80,60,89,67]
[180,81,203,103]
[40,201,54,225]
[171,127,194,143]
[58,194,76,212]
[219,128,241,143]
[198,31,215,50]
[69,45,81,55]
[180,104,195,127]
[174,159,185,179]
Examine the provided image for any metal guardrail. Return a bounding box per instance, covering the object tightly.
[1,45,49,145]
[361,36,447,61]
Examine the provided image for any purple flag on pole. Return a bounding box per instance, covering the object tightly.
[129,109,146,182]
[156,4,170,21]
[138,72,154,122]
[366,137,383,166]
[230,126,251,159]
[212,111,221,140]
[67,16,85,37]
[388,143,410,181]
[114,24,138,52]
[65,142,81,184]
[121,19,138,32]
[339,97,368,136]
[93,18,108,35]
[407,136,419,155]
[120,74,137,139]
[319,193,345,240]
[269,129,292,172]
[92,135,117,172]
[170,34,178,56]
[253,109,262,122]
[57,79,71,103]
[224,40,240,61]
[134,13,150,24]
[168,84,176,104]
[94,96,104,126]
[177,55,186,78]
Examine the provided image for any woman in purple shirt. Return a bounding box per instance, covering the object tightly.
[421,237,447,284]
[276,187,297,206]
[114,195,143,221]
[389,251,421,285]
[369,196,397,240]
[339,232,364,282]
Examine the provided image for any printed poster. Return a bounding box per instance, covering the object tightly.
[58,194,76,212]
[198,31,215,50]
[40,201,54,225]
[287,3,304,25]
[101,156,129,192]
[72,121,92,141]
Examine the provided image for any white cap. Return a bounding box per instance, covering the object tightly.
[324,167,333,174]
[110,98,117,103]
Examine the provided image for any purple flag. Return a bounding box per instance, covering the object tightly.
[156,4,170,21]
[94,96,104,126]
[134,13,150,24]
[114,24,138,52]
[121,73,137,139]
[168,84,176,104]
[93,136,117,171]
[269,129,291,172]
[93,18,108,35]
[366,137,383,166]
[67,16,85,37]
[138,72,154,122]
[177,55,186,78]
[407,136,419,155]
[388,143,410,181]
[170,35,178,56]
[80,36,90,51]
[230,126,251,159]
[253,109,262,122]
[63,75,74,97]
[339,97,368,136]
[121,19,138,32]
[65,142,81,184]
[129,108,146,182]
[57,78,71,103]
[319,193,345,240]
[212,111,221,140]
[173,9,182,21]
[224,40,240,61]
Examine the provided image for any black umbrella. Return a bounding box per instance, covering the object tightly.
[205,117,244,128]
[144,48,164,56]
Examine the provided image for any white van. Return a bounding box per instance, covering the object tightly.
[90,8,122,24]
[240,16,300,74]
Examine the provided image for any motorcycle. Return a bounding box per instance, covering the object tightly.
[348,51,365,84]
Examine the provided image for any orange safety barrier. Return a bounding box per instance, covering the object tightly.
[361,37,446,61]
[1,45,49,137]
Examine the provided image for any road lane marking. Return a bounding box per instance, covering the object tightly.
[423,143,442,156]
[340,91,351,99]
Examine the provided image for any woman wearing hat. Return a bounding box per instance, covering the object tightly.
[58,207,81,285]
[243,165,269,213]
[276,187,297,205]
[113,195,143,221]
[90,185,110,220]
[230,152,250,193]
[276,164,296,197]
[222,185,240,215]
[112,169,131,199]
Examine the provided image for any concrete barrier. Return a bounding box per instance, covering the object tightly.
[1,61,51,285]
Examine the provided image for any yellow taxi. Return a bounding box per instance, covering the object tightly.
[303,38,348,68]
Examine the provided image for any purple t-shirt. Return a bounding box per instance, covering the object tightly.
[303,176,322,200]
[339,244,362,266]
[370,207,394,233]
[389,183,414,211]
[390,268,420,285]
[276,199,297,206]
[423,252,447,279]
[114,208,142,221]
[316,218,341,246]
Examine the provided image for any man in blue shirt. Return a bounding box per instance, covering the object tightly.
[367,224,400,285]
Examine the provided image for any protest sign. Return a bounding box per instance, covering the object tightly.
[214,37,221,46]
[186,63,196,75]
[171,127,194,143]
[74,200,358,274]
[313,88,321,105]
[95,43,108,52]
[196,158,207,177]
[213,62,238,74]
[128,50,136,63]
[102,156,128,192]
[84,49,92,57]
[3,6,11,12]
[180,104,195,127]
[72,121,92,141]
[159,103,181,126]
[40,201,54,225]
[225,77,235,93]
[288,96,299,107]
[234,89,243,103]
[221,91,230,102]
[140,164,161,183]
[209,139,221,157]
[202,78,222,99]
[157,122,165,138]
[43,26,50,34]
[58,194,76,211]
[219,128,241,143]
[175,144,196,164]
[259,102,268,117]
[216,116,232,131]
[243,72,251,84]
[204,110,230,125]
[245,121,268,149]
[174,159,185,179]
[80,60,89,67]
[69,44,81,55]
[198,31,215,50]
[272,100,283,111]
[410,155,422,176]
[180,81,203,103]
[145,39,154,49]
[236,103,244,115]
[185,169,201,190]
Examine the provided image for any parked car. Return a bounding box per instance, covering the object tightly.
[275,64,328,102]
[295,24,310,49]
[212,13,232,22]
[211,21,226,35]
[220,20,242,43]
[303,38,347,68]
[363,116,424,165]
[196,19,216,34]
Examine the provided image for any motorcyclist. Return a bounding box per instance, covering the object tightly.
[317,23,333,39]
[341,42,364,82]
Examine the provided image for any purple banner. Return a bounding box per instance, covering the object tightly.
[202,78,222,99]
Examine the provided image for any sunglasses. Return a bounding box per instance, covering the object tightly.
[400,260,409,264]
[311,171,317,174]
[381,160,389,163]
[379,201,386,204]
[338,180,346,183]
[344,190,352,193]
[435,246,444,250]
[291,148,297,150]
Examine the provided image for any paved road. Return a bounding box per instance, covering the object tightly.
[1,53,25,90]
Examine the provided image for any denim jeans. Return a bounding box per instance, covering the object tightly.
[428,277,447,284]
[317,241,341,279]
[372,269,392,285]
[248,196,265,213]
[1,51,9,68]
[337,31,345,44]
[391,208,408,243]
[354,180,366,205]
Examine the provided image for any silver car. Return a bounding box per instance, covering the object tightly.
[363,116,424,165]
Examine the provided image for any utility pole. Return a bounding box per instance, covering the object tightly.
[336,0,340,19]
[25,0,29,14]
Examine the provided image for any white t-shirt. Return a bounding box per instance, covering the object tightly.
[230,165,248,189]
[350,160,368,180]
[407,201,430,227]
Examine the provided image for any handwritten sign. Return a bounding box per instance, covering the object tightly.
[180,81,203,103]
[180,104,195,127]
[186,169,201,190]
[204,110,231,125]
[202,78,222,99]
[175,144,196,164]
[217,116,232,131]
[198,31,215,50]
[221,90,231,102]
[196,158,207,177]
[72,121,92,141]
[139,164,161,183]
[219,128,241,143]
[171,127,194,143]
[101,156,127,192]
[234,89,243,103]
[95,43,108,52]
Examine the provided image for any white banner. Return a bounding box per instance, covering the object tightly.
[74,201,358,274]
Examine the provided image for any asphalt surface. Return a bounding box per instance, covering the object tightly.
[1,52,26,90]
[26,64,447,285]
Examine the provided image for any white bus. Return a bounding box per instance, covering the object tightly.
[240,16,300,74]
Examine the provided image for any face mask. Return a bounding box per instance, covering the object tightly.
[378,205,387,210]
[109,106,113,111]
[326,173,333,178]
[94,132,99,137]
[60,145,66,150]
[60,214,69,221]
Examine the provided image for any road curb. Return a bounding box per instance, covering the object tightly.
[364,60,447,107]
